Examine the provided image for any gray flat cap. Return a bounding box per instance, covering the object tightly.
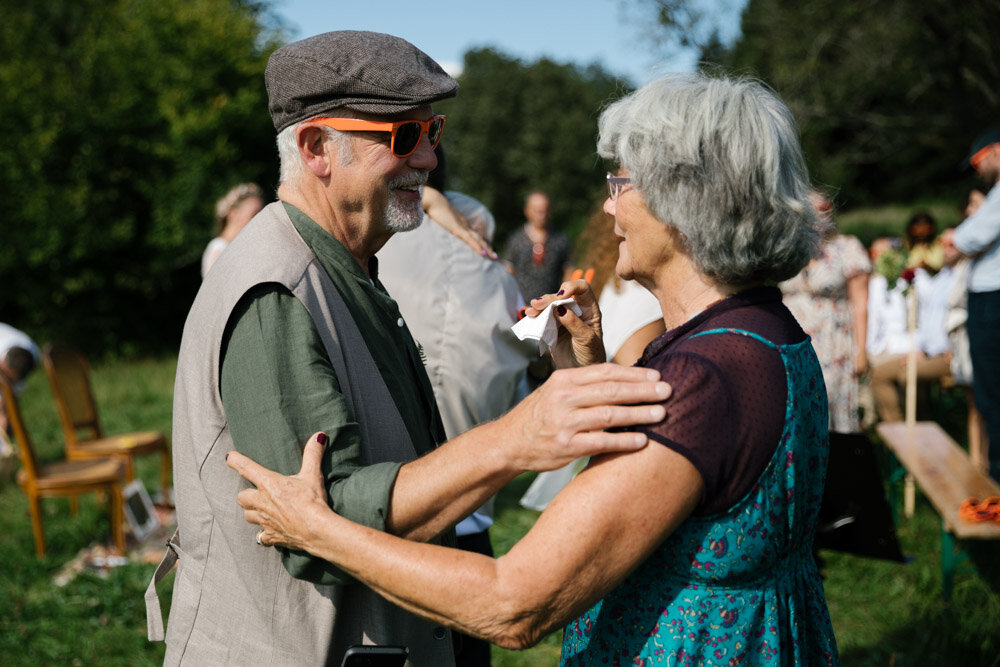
[266,30,459,133]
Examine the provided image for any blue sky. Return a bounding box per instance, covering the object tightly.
[270,0,740,87]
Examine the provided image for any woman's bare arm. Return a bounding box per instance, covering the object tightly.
[847,272,869,376]
[612,320,666,366]
[228,432,702,649]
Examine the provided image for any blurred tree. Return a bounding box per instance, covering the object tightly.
[634,0,1000,207]
[0,0,283,356]
[436,48,631,251]
[718,0,1000,206]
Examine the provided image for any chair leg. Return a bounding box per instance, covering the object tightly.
[109,483,125,554]
[122,455,135,484]
[69,495,79,515]
[27,494,46,558]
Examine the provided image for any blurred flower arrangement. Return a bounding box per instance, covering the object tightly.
[873,242,914,290]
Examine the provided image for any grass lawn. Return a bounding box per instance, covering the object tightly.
[1,356,998,665]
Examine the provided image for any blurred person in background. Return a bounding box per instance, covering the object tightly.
[903,210,944,273]
[229,72,840,665]
[502,190,572,302]
[954,128,1000,479]
[0,322,40,436]
[780,191,872,434]
[201,182,264,278]
[870,226,963,423]
[946,189,986,389]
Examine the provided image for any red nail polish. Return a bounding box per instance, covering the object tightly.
[557,289,565,296]
[225,451,230,461]
[317,433,328,445]
[556,305,567,316]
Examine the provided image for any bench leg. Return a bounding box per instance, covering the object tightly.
[941,525,956,602]
[882,451,906,525]
[940,524,974,603]
[904,473,915,518]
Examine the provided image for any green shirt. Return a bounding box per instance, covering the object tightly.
[220,203,444,584]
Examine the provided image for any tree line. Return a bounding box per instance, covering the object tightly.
[2,0,994,356]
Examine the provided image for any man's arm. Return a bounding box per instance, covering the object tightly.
[954,191,1000,256]
[386,363,671,541]
[221,284,401,584]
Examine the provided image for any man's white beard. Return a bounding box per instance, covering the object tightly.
[384,195,424,232]
[384,176,427,233]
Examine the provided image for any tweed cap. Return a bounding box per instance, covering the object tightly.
[266,30,458,133]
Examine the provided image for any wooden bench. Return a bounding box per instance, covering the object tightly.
[876,421,1000,600]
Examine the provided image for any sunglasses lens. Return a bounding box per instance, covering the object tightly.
[428,117,444,148]
[393,122,422,156]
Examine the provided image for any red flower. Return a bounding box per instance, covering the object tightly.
[900,268,916,283]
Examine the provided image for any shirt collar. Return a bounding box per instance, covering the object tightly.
[642,285,782,359]
[282,202,381,286]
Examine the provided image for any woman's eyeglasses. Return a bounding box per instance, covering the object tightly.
[606,172,632,201]
[312,115,446,158]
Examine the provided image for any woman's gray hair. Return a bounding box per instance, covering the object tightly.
[276,122,354,185]
[597,73,820,285]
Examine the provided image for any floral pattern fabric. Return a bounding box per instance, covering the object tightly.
[560,329,839,666]
[780,235,872,433]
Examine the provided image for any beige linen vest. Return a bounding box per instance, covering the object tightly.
[147,202,454,666]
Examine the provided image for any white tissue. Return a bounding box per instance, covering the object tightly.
[511,298,583,352]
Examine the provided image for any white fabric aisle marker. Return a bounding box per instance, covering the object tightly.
[511,298,583,353]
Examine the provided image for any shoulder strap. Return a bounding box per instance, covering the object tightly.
[145,529,182,641]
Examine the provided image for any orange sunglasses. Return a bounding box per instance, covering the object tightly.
[312,115,446,158]
[970,143,997,170]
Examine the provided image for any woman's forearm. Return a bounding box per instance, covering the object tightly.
[232,435,702,649]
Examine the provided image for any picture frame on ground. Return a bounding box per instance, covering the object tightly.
[123,479,160,542]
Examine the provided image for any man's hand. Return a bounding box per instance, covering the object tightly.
[495,363,671,473]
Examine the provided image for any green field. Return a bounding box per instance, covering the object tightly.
[1,356,998,665]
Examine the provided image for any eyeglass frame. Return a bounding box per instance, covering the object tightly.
[311,115,446,158]
[606,172,632,200]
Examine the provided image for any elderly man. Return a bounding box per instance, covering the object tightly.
[147,31,669,666]
[955,127,1000,480]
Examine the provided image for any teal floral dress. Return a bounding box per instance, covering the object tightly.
[561,328,839,666]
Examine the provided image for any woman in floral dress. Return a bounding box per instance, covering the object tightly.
[227,74,840,665]
[781,197,872,433]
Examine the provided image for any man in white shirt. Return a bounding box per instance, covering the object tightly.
[954,128,1000,480]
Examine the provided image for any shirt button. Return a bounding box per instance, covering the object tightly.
[397,317,405,327]
[433,626,447,640]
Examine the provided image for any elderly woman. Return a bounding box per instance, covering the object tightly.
[227,73,839,665]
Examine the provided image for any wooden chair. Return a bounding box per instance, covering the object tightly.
[41,344,171,504]
[0,376,126,558]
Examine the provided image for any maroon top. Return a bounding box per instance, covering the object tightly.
[632,286,808,515]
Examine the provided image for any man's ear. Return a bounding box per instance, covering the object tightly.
[296,125,333,178]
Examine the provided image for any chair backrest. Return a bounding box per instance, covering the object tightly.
[41,344,103,445]
[0,376,41,482]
